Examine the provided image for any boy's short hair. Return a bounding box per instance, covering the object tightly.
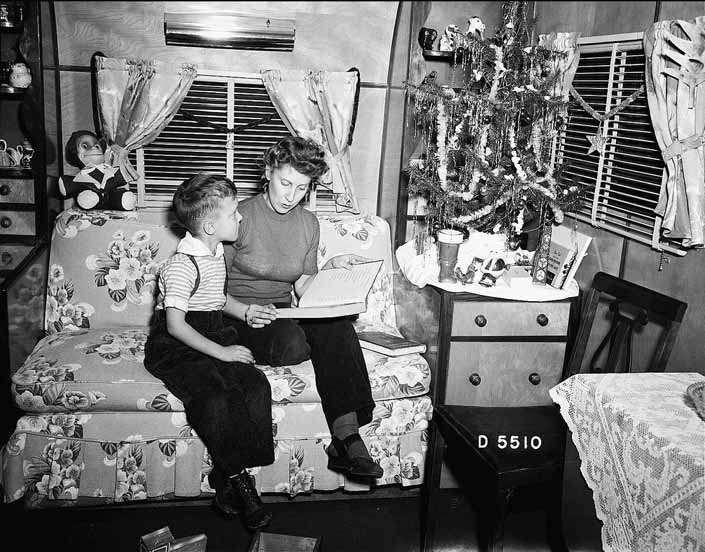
[173,173,238,233]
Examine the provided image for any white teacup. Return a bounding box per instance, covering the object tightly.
[5,146,21,166]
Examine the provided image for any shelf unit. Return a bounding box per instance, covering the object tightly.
[0,0,47,280]
[422,49,460,62]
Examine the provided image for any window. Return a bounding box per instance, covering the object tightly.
[557,33,684,254]
[133,72,337,211]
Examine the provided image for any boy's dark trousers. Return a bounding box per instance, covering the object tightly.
[145,310,274,480]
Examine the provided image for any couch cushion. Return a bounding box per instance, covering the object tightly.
[12,326,431,414]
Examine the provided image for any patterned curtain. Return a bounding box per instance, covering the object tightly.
[539,31,581,104]
[261,69,360,214]
[536,32,581,170]
[644,17,705,249]
[95,57,197,205]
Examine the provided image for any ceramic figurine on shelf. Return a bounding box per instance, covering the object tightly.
[466,16,485,41]
[59,130,136,211]
[18,139,34,168]
[9,62,31,88]
[418,26,438,50]
[439,24,462,52]
[478,255,508,287]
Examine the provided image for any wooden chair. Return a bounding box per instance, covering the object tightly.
[421,271,687,552]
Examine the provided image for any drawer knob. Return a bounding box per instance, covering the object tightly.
[474,314,487,327]
[469,373,481,386]
[0,184,10,195]
[0,216,12,229]
[1,252,12,265]
[536,314,549,326]
[528,373,541,385]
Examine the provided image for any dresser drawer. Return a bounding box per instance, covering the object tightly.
[451,300,570,337]
[445,341,567,406]
[0,177,34,204]
[0,210,36,235]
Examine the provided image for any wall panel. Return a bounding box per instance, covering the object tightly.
[54,2,395,84]
[350,87,386,215]
[58,71,92,175]
[659,1,705,21]
[51,2,400,215]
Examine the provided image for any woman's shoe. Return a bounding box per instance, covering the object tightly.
[327,434,383,479]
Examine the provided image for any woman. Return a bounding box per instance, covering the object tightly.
[225,136,382,479]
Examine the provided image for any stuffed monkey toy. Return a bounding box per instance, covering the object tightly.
[59,130,136,210]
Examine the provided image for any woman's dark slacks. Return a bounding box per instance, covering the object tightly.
[229,314,375,428]
[144,310,274,478]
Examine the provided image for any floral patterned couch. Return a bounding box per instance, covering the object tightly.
[1,208,432,508]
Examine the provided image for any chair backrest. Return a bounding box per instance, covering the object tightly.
[565,271,687,375]
[44,208,397,334]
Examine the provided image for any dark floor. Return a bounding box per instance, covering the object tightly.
[3,487,603,552]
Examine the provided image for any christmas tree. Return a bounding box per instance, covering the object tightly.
[406,1,585,247]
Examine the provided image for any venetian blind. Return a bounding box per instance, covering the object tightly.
[557,34,683,254]
[133,74,291,208]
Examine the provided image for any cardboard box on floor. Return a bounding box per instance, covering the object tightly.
[139,527,207,552]
[248,531,321,552]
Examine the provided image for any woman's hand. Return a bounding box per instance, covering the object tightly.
[322,253,371,270]
[218,344,255,364]
[245,303,277,328]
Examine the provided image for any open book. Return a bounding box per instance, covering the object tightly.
[357,330,427,356]
[276,260,383,319]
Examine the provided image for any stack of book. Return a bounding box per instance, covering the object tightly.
[357,330,426,357]
[545,224,592,289]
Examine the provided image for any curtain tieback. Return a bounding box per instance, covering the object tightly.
[317,148,350,193]
[107,144,139,183]
[661,133,705,162]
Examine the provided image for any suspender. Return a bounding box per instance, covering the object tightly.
[185,254,229,298]
[186,255,201,298]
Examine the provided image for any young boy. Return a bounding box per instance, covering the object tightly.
[144,173,277,531]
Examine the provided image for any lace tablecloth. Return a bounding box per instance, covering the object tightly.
[550,373,705,552]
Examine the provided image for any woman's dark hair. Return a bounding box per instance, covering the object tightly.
[65,130,101,168]
[173,173,238,233]
[263,137,328,185]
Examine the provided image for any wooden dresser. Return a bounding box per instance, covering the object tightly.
[394,275,577,486]
[0,167,42,276]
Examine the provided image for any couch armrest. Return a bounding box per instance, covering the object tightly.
[0,240,50,375]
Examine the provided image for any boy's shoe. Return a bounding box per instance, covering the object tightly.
[229,471,272,531]
[212,477,242,518]
[327,434,383,479]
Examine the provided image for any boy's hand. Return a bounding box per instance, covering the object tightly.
[219,345,255,364]
[245,303,277,328]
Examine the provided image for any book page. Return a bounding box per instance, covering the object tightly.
[298,260,383,308]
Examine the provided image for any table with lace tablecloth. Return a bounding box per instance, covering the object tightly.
[549,372,705,552]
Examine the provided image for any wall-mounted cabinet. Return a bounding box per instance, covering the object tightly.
[0,0,47,282]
